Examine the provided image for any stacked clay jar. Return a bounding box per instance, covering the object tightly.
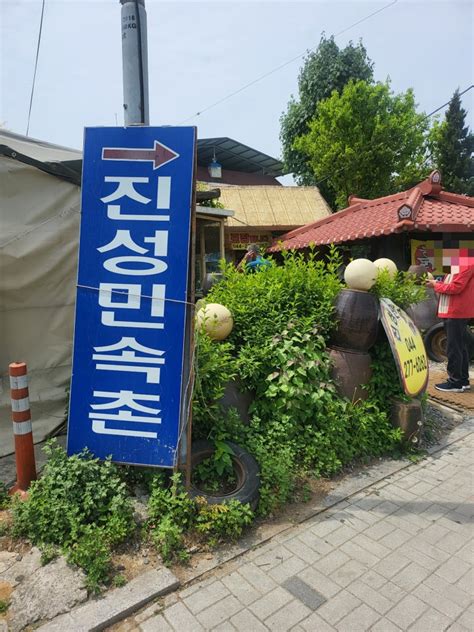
[329,258,397,403]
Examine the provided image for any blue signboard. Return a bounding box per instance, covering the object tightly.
[68,126,196,467]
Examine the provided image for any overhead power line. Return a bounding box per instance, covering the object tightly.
[178,0,398,124]
[426,85,474,118]
[26,0,46,136]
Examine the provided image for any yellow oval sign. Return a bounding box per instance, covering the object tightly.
[379,298,428,397]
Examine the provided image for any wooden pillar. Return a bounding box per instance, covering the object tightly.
[200,223,206,285]
[219,219,225,261]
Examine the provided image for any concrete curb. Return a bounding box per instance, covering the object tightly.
[37,568,179,632]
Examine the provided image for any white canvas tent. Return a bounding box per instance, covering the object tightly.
[0,130,82,456]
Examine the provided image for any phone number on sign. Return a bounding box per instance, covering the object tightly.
[403,354,427,378]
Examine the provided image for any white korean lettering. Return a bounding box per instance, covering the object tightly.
[91,420,157,439]
[105,177,172,221]
[102,311,164,329]
[101,176,151,205]
[89,410,161,424]
[93,337,165,384]
[156,176,171,209]
[93,337,165,362]
[151,284,165,317]
[99,283,141,309]
[91,390,160,415]
[99,284,165,330]
[97,230,147,254]
[144,231,168,257]
[107,204,170,222]
[103,256,167,276]
[95,362,162,383]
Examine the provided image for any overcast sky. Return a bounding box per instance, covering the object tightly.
[1,0,473,172]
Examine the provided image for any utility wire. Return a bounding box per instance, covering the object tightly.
[26,0,46,136]
[312,84,474,191]
[426,85,474,118]
[178,0,398,124]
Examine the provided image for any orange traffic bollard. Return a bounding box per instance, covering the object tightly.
[9,362,37,496]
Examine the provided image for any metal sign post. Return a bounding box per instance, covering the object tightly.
[120,0,149,126]
[68,126,196,467]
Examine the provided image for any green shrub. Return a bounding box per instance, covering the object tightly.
[245,436,296,516]
[194,498,253,544]
[147,472,254,560]
[367,341,411,413]
[191,249,414,518]
[0,482,10,510]
[11,441,134,589]
[40,544,59,566]
[148,473,195,530]
[192,331,236,438]
[346,400,403,459]
[112,574,127,588]
[205,247,343,390]
[192,440,236,493]
[372,268,426,308]
[151,515,188,565]
[67,526,112,593]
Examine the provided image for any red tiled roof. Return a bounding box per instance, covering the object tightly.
[269,172,474,252]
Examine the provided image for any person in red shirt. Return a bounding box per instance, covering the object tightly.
[426,264,474,392]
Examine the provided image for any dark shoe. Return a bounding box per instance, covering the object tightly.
[435,381,464,393]
[462,381,471,391]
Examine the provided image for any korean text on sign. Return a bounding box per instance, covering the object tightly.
[68,127,196,467]
[379,298,428,398]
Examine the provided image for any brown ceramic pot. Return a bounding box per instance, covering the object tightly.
[390,398,423,444]
[219,379,254,425]
[407,264,430,282]
[329,347,372,403]
[406,287,439,332]
[332,289,379,351]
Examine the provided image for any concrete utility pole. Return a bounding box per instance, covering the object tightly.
[120,0,150,125]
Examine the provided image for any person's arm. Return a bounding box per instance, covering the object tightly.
[236,251,253,271]
[431,271,472,295]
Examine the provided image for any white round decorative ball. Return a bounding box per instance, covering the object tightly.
[374,258,398,278]
[196,303,233,340]
[344,259,378,291]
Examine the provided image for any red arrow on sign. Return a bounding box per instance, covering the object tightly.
[102,141,179,170]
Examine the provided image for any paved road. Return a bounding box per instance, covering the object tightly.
[130,433,473,632]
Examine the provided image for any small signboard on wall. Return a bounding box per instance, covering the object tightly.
[228,232,271,250]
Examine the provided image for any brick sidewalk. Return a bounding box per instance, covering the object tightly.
[128,433,474,632]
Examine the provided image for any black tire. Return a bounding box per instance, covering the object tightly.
[424,322,474,362]
[424,322,447,362]
[189,440,260,510]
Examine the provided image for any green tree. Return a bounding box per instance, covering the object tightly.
[279,35,374,203]
[430,89,474,195]
[294,80,430,209]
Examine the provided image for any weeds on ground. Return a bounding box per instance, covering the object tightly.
[11,441,134,593]
[147,473,254,564]
[0,482,10,510]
